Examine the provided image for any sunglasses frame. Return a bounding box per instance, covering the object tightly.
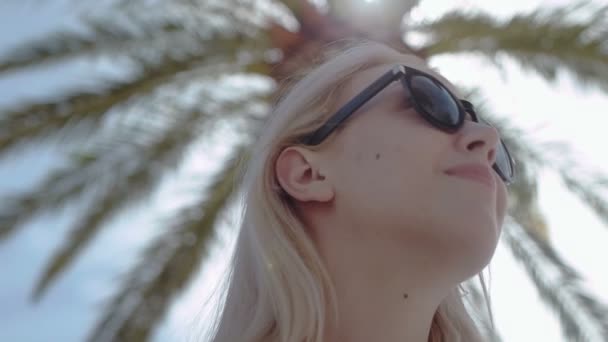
[298,65,515,184]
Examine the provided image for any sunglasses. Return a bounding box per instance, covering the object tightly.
[298,65,515,184]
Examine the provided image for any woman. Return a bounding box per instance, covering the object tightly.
[206,40,514,342]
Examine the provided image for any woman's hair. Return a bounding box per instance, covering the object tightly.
[205,40,495,342]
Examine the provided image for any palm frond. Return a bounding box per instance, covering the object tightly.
[502,149,585,283]
[0,109,176,241]
[473,99,608,339]
[0,19,182,75]
[556,162,608,228]
[503,219,608,341]
[498,109,608,228]
[509,128,608,232]
[0,36,258,157]
[86,145,249,342]
[27,78,263,299]
[501,126,608,340]
[30,108,212,300]
[0,0,269,75]
[415,2,608,91]
[0,151,98,239]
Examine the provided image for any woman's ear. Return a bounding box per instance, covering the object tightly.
[275,146,335,203]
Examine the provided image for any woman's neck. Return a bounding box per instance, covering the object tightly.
[315,227,452,342]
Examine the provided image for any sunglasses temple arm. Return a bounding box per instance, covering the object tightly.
[303,67,404,145]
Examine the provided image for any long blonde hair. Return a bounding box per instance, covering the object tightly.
[206,40,495,342]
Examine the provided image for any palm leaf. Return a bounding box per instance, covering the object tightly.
[500,123,608,340]
[415,2,608,91]
[0,1,267,75]
[0,19,182,74]
[86,144,248,342]
[30,108,211,300]
[476,102,608,340]
[0,35,258,156]
[556,162,608,228]
[0,106,187,241]
[0,54,266,241]
[503,219,608,341]
[0,150,99,239]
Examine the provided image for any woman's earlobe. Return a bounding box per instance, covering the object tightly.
[275,146,335,203]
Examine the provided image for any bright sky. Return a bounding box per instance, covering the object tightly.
[0,1,607,342]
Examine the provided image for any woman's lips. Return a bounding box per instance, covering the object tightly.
[445,163,496,190]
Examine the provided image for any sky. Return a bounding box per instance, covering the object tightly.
[0,0,607,341]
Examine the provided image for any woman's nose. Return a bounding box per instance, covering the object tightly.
[456,121,500,166]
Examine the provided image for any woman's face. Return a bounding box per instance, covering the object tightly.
[321,60,508,276]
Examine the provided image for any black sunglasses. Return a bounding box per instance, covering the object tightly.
[298,65,515,184]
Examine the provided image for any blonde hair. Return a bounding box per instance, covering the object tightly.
[206,40,495,342]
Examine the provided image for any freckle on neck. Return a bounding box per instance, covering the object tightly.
[375,153,381,160]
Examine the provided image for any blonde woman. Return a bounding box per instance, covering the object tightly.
[206,40,515,342]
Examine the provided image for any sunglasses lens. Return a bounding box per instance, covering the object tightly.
[495,140,514,182]
[479,117,514,182]
[409,75,461,126]
[406,70,515,183]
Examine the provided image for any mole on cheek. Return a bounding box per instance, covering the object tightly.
[375,153,381,160]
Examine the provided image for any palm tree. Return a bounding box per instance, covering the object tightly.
[1,0,607,341]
